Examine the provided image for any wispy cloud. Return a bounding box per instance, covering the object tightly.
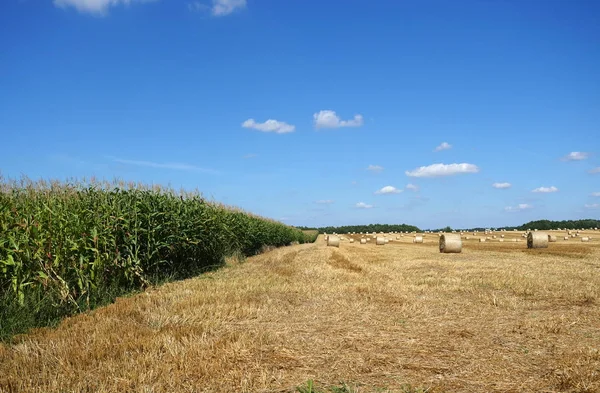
[592,192,600,197]
[505,204,533,212]
[561,151,589,161]
[492,182,511,189]
[54,0,156,15]
[375,186,402,195]
[315,199,334,205]
[367,165,383,173]
[405,163,479,178]
[110,157,219,174]
[532,186,558,193]
[405,183,419,191]
[434,142,452,152]
[242,118,295,134]
[313,110,364,129]
[243,153,257,159]
[589,167,600,174]
[584,203,600,209]
[188,0,246,16]
[355,202,373,209]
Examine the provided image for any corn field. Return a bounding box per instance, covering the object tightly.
[0,177,317,338]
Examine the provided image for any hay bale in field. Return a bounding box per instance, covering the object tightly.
[581,237,590,242]
[465,236,470,240]
[360,238,367,244]
[366,238,371,242]
[492,235,497,239]
[499,238,504,242]
[548,235,557,242]
[563,236,569,240]
[396,236,400,240]
[479,238,486,242]
[376,236,385,245]
[501,234,504,238]
[413,236,423,244]
[327,236,340,247]
[527,232,548,249]
[384,239,389,244]
[512,239,517,242]
[349,239,355,243]
[439,233,462,253]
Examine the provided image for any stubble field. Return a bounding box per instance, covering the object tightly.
[1,230,599,393]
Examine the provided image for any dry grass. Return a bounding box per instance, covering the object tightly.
[1,232,600,393]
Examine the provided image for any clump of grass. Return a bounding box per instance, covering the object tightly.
[0,175,317,340]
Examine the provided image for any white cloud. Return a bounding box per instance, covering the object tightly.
[315,200,334,204]
[242,118,295,134]
[532,186,558,193]
[405,183,419,191]
[434,142,452,152]
[562,151,589,161]
[590,167,600,174]
[211,0,246,16]
[592,192,600,197]
[505,204,533,212]
[242,153,257,159]
[584,203,600,209]
[355,202,373,209]
[367,165,384,173]
[54,0,156,15]
[375,186,402,195]
[405,163,479,178]
[313,110,364,129]
[111,157,218,174]
[492,182,512,189]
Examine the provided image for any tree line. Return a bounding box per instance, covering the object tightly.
[296,223,421,234]
[297,219,599,234]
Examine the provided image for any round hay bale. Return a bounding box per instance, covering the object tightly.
[527,232,548,249]
[581,237,590,242]
[439,233,462,253]
[401,234,404,237]
[501,234,505,238]
[563,236,569,240]
[384,239,389,244]
[499,238,504,242]
[349,239,355,243]
[366,238,371,242]
[376,236,385,245]
[327,236,340,247]
[492,235,497,239]
[548,235,557,243]
[396,236,400,240]
[479,238,486,242]
[413,236,423,244]
[360,238,367,244]
[465,236,470,240]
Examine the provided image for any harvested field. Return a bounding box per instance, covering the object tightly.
[1,232,600,393]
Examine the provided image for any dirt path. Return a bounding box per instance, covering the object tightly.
[1,235,599,392]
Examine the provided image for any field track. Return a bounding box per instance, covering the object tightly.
[1,232,599,392]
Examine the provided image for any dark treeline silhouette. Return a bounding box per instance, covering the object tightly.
[296,223,421,234]
[498,219,600,231]
[297,219,599,234]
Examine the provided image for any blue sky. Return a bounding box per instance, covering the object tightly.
[1,0,599,229]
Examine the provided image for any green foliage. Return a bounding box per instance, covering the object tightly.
[499,219,600,231]
[0,177,315,340]
[315,223,420,234]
